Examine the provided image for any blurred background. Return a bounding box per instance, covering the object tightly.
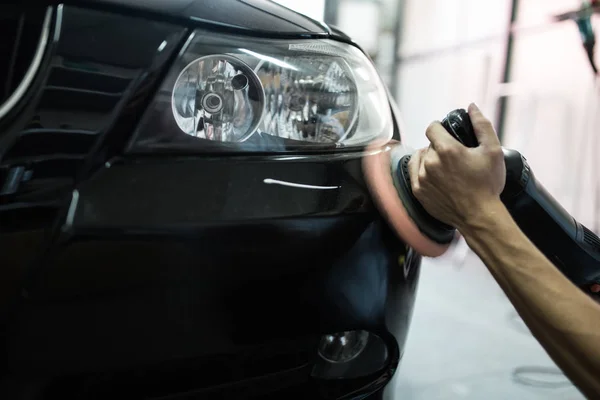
[274,1,599,398]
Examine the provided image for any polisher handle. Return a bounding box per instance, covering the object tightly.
[440,109,478,148]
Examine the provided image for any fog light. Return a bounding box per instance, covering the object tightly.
[318,330,369,363]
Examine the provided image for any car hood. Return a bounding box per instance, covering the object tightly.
[73,0,331,35]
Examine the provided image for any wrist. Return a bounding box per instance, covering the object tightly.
[457,197,508,238]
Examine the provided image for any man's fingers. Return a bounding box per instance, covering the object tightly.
[468,103,501,147]
[426,121,459,150]
[419,147,427,177]
[407,148,424,191]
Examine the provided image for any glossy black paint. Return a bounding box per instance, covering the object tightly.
[88,0,331,34]
[15,0,333,37]
[0,4,186,312]
[0,3,422,400]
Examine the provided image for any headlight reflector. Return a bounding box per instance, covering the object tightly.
[172,55,264,142]
[256,54,358,144]
[130,31,393,153]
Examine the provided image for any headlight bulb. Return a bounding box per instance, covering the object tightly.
[171,55,264,142]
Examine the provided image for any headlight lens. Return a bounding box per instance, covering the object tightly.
[129,30,393,153]
[171,54,264,142]
[256,51,358,144]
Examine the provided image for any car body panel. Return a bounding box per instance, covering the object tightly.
[0,5,186,312]
[23,0,331,35]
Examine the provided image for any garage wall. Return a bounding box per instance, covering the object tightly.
[502,2,599,229]
[395,0,600,230]
[272,0,325,21]
[395,0,511,148]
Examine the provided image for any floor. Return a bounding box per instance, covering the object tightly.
[392,239,585,400]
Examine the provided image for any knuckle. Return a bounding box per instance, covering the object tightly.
[435,143,448,154]
[437,144,459,158]
[485,144,503,158]
[474,118,494,132]
[423,157,438,170]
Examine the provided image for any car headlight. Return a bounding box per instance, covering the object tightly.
[129,30,393,153]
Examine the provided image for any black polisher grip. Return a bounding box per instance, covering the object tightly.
[440,109,478,148]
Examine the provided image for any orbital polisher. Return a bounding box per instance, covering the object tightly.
[363,109,600,292]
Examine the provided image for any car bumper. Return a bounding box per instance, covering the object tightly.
[2,153,421,399]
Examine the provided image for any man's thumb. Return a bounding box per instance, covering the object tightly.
[467,103,500,146]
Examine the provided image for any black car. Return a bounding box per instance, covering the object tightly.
[0,1,421,399]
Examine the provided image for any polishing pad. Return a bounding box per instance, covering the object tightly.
[363,141,452,257]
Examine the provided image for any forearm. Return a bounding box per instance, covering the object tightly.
[460,199,600,399]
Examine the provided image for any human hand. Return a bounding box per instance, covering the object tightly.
[407,103,506,232]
